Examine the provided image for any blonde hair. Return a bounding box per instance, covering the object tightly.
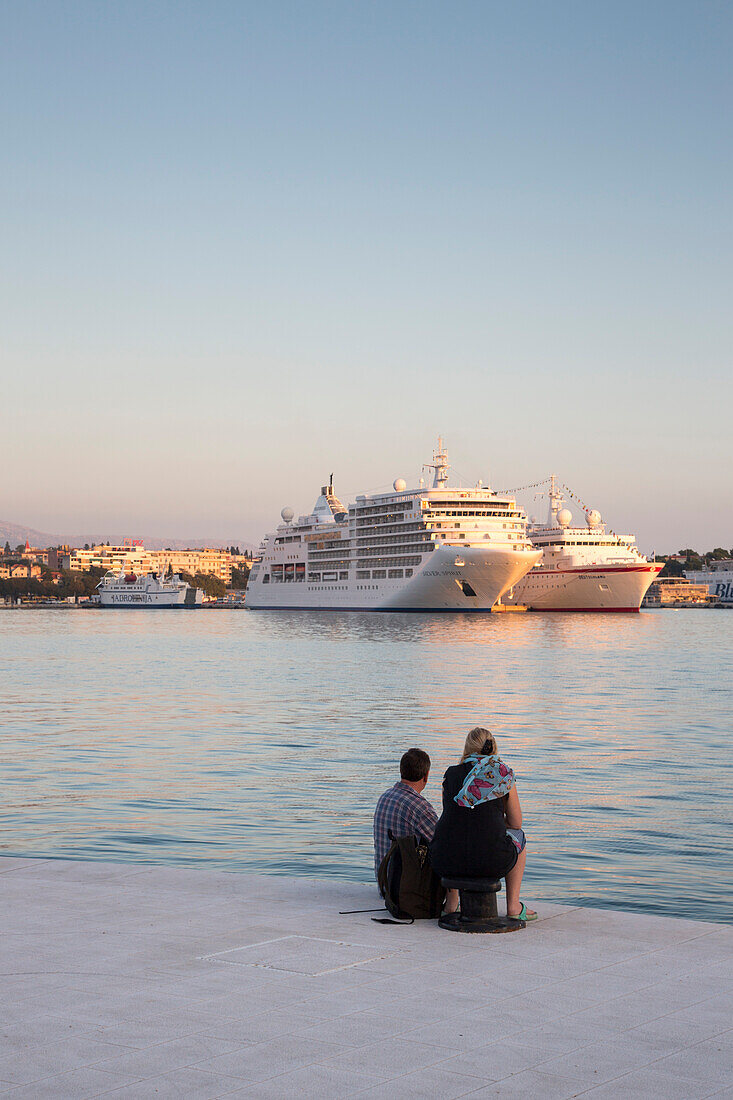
[461,726,497,760]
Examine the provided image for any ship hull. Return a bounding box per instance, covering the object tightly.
[100,595,193,608]
[99,601,196,608]
[246,546,541,611]
[504,563,663,612]
[98,588,203,608]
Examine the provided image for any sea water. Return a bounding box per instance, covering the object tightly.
[1,608,731,923]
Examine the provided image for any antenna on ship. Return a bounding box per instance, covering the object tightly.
[547,474,564,526]
[423,437,450,488]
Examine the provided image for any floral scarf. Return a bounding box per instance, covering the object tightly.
[454,753,514,809]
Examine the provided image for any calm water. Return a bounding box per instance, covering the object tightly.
[1,608,731,923]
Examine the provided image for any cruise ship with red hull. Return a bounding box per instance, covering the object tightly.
[503,477,662,612]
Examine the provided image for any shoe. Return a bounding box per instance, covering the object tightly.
[510,902,537,921]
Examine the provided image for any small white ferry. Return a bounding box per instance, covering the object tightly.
[97,569,203,608]
[503,477,662,612]
[246,440,541,611]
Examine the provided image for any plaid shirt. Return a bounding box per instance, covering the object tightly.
[373,782,439,880]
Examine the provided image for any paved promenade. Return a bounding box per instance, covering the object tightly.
[1,857,731,1098]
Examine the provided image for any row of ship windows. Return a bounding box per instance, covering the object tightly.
[277,517,524,546]
[271,552,425,570]
[309,553,429,563]
[263,568,415,583]
[357,568,413,580]
[354,547,430,556]
[354,524,424,535]
[353,505,412,517]
[305,523,523,546]
[357,544,434,554]
[275,507,521,536]
[356,557,422,568]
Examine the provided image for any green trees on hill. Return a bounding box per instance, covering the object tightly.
[0,562,249,602]
[230,566,250,589]
[658,547,733,577]
[0,567,104,601]
[178,572,227,598]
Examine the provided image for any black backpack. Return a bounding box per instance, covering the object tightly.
[377,832,444,922]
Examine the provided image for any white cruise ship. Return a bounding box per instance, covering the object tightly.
[246,441,541,611]
[503,477,662,612]
[97,569,203,608]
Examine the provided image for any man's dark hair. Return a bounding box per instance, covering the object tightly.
[400,747,431,782]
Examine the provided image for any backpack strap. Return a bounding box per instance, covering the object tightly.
[371,914,414,925]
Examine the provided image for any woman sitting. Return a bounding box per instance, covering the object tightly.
[430,726,537,922]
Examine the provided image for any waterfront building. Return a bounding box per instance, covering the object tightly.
[150,548,233,584]
[685,563,733,606]
[63,543,237,584]
[63,544,154,574]
[643,577,711,607]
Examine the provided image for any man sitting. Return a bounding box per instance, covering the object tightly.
[373,748,459,914]
[373,748,438,879]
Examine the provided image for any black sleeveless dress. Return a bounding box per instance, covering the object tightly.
[429,762,519,880]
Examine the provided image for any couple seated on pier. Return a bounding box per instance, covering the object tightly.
[373,729,536,921]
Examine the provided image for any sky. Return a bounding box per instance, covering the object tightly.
[1,1,731,552]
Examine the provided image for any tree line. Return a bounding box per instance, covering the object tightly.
[658,547,732,577]
[1,561,251,601]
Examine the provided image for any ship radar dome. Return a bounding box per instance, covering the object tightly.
[393,478,407,492]
[280,506,294,523]
[557,508,572,527]
[586,509,601,527]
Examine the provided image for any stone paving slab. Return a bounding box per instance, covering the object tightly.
[0,856,731,1098]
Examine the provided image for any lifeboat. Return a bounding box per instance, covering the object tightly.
[124,573,137,583]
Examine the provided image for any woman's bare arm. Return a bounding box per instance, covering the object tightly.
[504,785,522,828]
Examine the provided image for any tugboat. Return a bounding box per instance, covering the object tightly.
[97,569,203,608]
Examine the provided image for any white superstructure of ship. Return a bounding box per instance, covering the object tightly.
[684,559,733,606]
[246,440,541,611]
[97,569,203,608]
[502,476,662,612]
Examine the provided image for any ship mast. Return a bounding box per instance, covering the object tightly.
[547,474,564,526]
[424,436,450,488]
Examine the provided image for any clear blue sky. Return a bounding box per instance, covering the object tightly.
[2,1,731,550]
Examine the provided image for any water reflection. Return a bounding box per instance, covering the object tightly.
[1,608,731,923]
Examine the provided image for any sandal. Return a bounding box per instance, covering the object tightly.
[511,902,538,922]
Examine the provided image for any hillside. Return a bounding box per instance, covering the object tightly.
[0,520,255,553]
